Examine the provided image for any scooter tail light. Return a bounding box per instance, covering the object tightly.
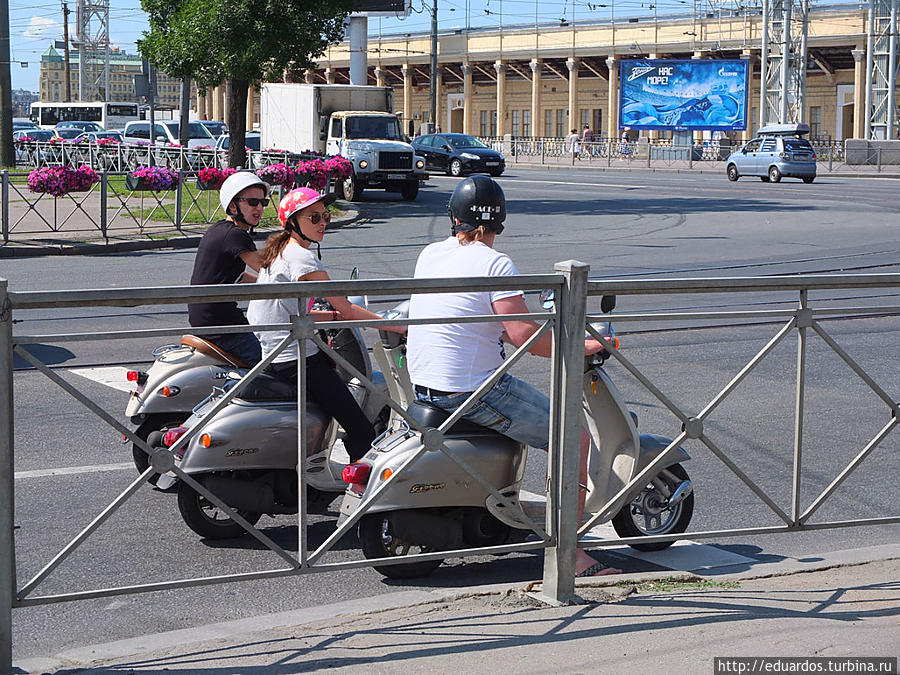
[126,370,149,386]
[162,426,188,447]
[342,462,371,485]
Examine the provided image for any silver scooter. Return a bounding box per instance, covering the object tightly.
[337,296,694,579]
[156,301,412,540]
[125,335,250,485]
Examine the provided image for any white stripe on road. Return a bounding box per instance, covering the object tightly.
[495,178,647,190]
[15,462,133,480]
[68,366,135,393]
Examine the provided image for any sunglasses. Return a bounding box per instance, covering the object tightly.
[303,211,332,224]
[237,197,270,207]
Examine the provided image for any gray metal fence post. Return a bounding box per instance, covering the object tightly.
[0,278,15,674]
[876,147,882,172]
[2,171,8,245]
[829,145,833,172]
[541,260,589,604]
[175,171,183,231]
[792,289,809,524]
[100,171,108,242]
[607,140,611,167]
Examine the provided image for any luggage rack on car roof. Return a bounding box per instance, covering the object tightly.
[756,123,810,137]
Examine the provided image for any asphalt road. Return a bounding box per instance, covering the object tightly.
[5,168,900,661]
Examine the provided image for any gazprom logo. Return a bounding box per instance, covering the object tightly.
[627,66,655,81]
[718,66,739,77]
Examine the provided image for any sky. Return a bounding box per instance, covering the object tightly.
[9,0,846,93]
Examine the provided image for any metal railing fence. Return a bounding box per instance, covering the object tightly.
[1,171,293,243]
[2,270,899,672]
[13,140,319,173]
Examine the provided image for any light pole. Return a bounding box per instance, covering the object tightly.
[429,0,437,133]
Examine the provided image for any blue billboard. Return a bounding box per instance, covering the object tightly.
[619,59,749,131]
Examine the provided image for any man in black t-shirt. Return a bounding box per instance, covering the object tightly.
[188,172,269,365]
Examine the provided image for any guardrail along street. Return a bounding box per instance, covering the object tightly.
[1,270,898,673]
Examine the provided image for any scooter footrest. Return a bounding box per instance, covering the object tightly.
[486,486,544,530]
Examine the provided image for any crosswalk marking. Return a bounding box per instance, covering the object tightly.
[69,366,135,393]
[15,462,134,480]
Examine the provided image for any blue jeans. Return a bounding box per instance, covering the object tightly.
[204,330,262,366]
[415,373,550,449]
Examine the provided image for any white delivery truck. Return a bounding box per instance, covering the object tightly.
[260,83,428,201]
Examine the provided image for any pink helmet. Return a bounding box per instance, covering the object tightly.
[277,188,336,228]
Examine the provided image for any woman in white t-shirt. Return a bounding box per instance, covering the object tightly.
[247,187,398,462]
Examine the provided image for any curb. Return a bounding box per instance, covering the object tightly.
[15,543,900,673]
[0,206,362,259]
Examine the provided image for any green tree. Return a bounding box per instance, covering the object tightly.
[140,0,350,167]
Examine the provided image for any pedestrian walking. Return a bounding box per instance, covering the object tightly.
[567,128,581,160]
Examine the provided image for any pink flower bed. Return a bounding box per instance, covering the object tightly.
[27,165,100,197]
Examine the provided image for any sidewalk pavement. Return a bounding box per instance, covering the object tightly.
[17,544,900,674]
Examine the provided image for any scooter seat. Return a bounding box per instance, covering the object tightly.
[407,400,510,438]
[181,335,250,368]
[235,372,296,402]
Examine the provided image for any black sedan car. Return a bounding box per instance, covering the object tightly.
[411,133,505,177]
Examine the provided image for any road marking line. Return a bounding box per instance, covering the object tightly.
[15,462,133,480]
[68,366,134,393]
[500,178,647,190]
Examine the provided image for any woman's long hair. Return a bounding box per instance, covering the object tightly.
[258,228,293,269]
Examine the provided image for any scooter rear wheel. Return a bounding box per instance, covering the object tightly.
[177,480,262,539]
[611,463,693,552]
[132,415,184,486]
[358,514,443,579]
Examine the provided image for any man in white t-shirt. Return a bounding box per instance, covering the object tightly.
[407,176,620,577]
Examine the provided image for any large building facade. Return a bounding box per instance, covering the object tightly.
[300,6,895,142]
[39,42,185,109]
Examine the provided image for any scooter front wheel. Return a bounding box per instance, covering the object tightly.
[177,480,262,540]
[611,463,694,552]
[358,514,443,579]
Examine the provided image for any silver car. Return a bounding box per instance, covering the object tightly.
[726,124,817,184]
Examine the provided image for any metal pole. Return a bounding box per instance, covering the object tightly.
[175,170,183,231]
[0,0,13,168]
[62,2,72,102]
[888,0,898,139]
[792,290,808,523]
[2,172,8,245]
[100,171,107,242]
[760,0,769,128]
[780,0,792,123]
[0,278,15,674]
[430,0,438,133]
[294,305,310,567]
[541,260,589,604]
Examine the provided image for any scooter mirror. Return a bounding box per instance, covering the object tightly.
[539,289,555,309]
[350,267,360,280]
[601,295,617,314]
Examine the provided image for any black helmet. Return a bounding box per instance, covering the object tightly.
[447,175,506,234]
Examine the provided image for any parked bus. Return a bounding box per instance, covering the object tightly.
[29,102,140,130]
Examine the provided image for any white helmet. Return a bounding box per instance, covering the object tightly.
[219,171,269,215]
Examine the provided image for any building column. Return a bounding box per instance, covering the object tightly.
[304,69,316,84]
[435,68,443,132]
[462,63,473,135]
[742,50,754,142]
[375,67,386,88]
[197,92,207,120]
[494,61,507,137]
[605,57,619,140]
[325,68,336,85]
[212,85,225,122]
[402,64,413,135]
[530,59,542,138]
[566,59,580,134]
[246,86,256,130]
[852,47,866,139]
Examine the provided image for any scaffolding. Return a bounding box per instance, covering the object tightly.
[864,0,899,139]
[75,0,110,102]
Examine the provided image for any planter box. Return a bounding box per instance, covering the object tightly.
[196,178,222,191]
[126,174,173,191]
